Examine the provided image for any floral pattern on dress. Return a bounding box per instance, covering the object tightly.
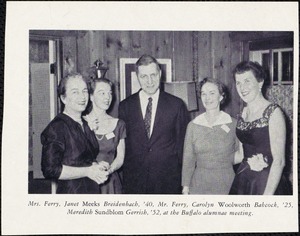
[236,104,280,131]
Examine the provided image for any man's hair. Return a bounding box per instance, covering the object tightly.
[135,54,161,74]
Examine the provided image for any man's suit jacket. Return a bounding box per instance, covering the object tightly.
[119,90,189,194]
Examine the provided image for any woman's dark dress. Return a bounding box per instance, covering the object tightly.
[41,113,99,194]
[230,104,290,195]
[95,119,126,194]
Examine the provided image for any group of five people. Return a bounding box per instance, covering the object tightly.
[41,54,290,195]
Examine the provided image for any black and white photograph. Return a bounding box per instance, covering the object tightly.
[28,29,294,196]
[2,1,299,235]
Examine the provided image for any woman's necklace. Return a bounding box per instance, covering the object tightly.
[95,133,105,141]
[93,111,114,135]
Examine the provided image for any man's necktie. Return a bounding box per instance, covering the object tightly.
[144,97,152,138]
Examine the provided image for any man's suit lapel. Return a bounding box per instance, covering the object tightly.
[132,92,149,142]
[150,91,164,142]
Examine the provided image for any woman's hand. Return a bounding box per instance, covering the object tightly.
[247,154,268,172]
[87,164,109,184]
[107,138,125,175]
[182,186,189,195]
[83,115,99,131]
[95,161,110,171]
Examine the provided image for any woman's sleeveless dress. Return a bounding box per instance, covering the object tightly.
[230,104,290,195]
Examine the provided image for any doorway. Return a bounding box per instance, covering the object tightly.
[29,36,62,193]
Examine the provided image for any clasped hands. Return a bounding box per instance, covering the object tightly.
[247,153,268,172]
[87,161,113,184]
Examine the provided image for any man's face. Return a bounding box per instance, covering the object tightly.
[137,62,161,96]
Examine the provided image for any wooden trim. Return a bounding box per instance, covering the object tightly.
[192,31,198,82]
[229,31,293,42]
[30,30,87,39]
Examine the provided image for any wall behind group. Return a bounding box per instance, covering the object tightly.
[63,31,243,119]
[74,31,195,117]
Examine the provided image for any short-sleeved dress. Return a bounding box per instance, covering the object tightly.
[95,119,126,194]
[229,104,290,195]
[182,111,239,194]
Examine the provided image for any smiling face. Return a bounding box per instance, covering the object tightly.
[201,82,223,111]
[137,62,161,96]
[90,81,112,111]
[235,70,263,104]
[61,76,89,115]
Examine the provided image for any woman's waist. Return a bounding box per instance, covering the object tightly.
[195,160,234,169]
[62,159,94,167]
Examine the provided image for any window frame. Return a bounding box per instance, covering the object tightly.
[250,48,293,85]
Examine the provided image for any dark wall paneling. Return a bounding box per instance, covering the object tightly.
[76,31,197,117]
[173,31,193,82]
[211,32,233,115]
[61,30,294,120]
[62,36,78,76]
[197,32,213,81]
[89,31,105,64]
[192,31,199,82]
[105,31,131,116]
[193,32,212,117]
[154,31,173,60]
[229,31,293,42]
[249,36,293,51]
[130,31,144,58]
[77,32,91,75]
[230,40,243,117]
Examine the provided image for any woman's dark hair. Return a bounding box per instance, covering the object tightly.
[233,61,266,82]
[57,73,87,112]
[85,78,114,115]
[89,77,114,95]
[57,73,86,98]
[199,77,227,105]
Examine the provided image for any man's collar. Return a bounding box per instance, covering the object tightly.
[139,89,160,100]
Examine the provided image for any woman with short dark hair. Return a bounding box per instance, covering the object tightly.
[182,78,242,194]
[229,61,290,195]
[84,78,126,194]
[41,73,109,194]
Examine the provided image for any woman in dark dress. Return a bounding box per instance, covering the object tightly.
[41,73,109,194]
[84,78,126,194]
[229,61,290,195]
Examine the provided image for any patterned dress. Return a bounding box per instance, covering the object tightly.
[230,104,290,195]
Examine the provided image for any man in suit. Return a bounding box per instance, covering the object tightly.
[119,54,189,194]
